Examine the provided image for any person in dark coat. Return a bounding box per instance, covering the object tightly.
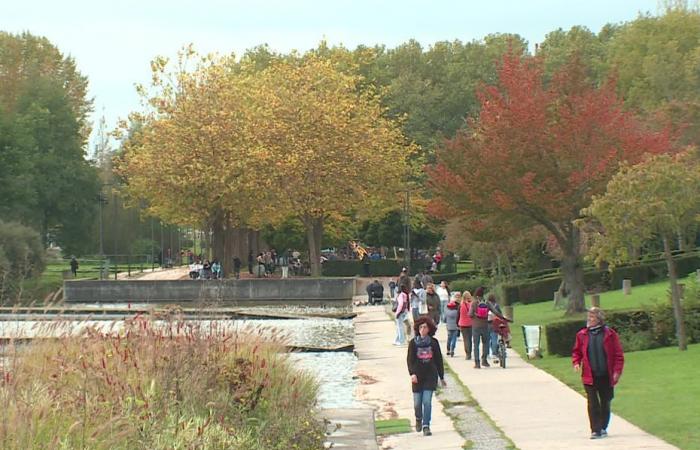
[69,257,79,277]
[366,280,384,304]
[572,307,624,440]
[407,316,446,437]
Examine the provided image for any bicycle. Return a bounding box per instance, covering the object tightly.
[492,317,512,369]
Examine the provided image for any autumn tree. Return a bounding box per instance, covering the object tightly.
[585,149,700,350]
[252,57,412,276]
[117,50,277,274]
[428,52,673,313]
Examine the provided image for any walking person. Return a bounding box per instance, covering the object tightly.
[407,317,446,437]
[486,294,504,363]
[410,280,425,323]
[572,307,624,439]
[444,292,460,356]
[424,283,441,327]
[393,285,411,346]
[69,256,79,277]
[459,291,473,360]
[435,281,450,323]
[469,287,509,368]
[232,256,241,279]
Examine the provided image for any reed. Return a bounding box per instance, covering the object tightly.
[0,314,324,449]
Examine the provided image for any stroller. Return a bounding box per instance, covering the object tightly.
[492,316,512,368]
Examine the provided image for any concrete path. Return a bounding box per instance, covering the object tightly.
[353,305,467,450]
[445,346,677,450]
[322,408,378,449]
[354,301,677,450]
[119,266,189,280]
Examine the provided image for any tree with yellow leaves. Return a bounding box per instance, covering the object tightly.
[252,56,413,276]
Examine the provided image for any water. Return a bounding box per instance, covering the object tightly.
[0,306,358,409]
[289,352,360,408]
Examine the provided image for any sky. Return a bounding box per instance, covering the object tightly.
[3,0,660,153]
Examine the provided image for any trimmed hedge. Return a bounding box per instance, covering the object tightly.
[321,259,403,277]
[503,253,700,306]
[321,257,462,278]
[545,304,700,356]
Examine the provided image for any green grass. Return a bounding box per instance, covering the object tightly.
[509,275,700,449]
[456,261,476,272]
[375,418,411,435]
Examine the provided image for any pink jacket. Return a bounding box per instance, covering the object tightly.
[395,291,409,318]
[572,326,624,386]
[458,301,472,327]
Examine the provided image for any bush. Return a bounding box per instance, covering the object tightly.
[545,304,700,356]
[0,316,324,449]
[322,259,403,276]
[501,253,700,306]
[0,220,45,304]
[450,277,491,295]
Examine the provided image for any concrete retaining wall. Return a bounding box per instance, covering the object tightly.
[64,278,355,306]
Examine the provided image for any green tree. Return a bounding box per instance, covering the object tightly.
[0,220,45,304]
[606,8,700,146]
[585,149,700,350]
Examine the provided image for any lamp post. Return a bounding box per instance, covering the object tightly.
[403,189,411,274]
[97,191,108,279]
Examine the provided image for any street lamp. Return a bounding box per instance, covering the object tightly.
[403,189,411,274]
[97,191,108,279]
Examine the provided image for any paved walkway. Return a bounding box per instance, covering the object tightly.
[353,302,678,450]
[354,305,465,449]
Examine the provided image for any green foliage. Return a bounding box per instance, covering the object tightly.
[129,238,160,258]
[322,259,403,277]
[0,220,45,304]
[545,304,700,356]
[449,277,491,295]
[544,319,585,356]
[0,32,99,255]
[500,253,700,305]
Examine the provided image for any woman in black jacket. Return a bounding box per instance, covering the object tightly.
[407,316,446,436]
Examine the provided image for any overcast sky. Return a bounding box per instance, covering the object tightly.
[3,0,659,152]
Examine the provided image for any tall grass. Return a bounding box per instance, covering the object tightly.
[0,315,324,449]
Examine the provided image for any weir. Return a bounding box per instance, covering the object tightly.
[63,278,355,306]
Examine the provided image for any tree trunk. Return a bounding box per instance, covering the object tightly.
[563,227,586,314]
[663,236,687,351]
[223,227,235,276]
[212,213,225,266]
[303,215,324,277]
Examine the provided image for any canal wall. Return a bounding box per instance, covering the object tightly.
[64,278,355,306]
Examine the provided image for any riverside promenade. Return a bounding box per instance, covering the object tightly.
[353,301,678,450]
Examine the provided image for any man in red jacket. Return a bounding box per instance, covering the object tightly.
[572,307,624,440]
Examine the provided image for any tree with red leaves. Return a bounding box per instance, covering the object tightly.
[428,52,673,313]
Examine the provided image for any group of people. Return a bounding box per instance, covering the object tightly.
[188,258,222,279]
[249,249,306,278]
[386,269,624,440]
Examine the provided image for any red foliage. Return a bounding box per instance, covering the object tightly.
[428,51,674,231]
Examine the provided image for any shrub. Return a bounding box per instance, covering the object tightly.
[450,277,491,295]
[0,316,324,449]
[545,304,700,356]
[544,319,585,356]
[501,253,700,306]
[0,220,45,304]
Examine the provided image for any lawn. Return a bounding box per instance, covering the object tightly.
[509,275,700,449]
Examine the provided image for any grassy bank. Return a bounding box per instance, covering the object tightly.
[0,317,324,449]
[509,276,700,449]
